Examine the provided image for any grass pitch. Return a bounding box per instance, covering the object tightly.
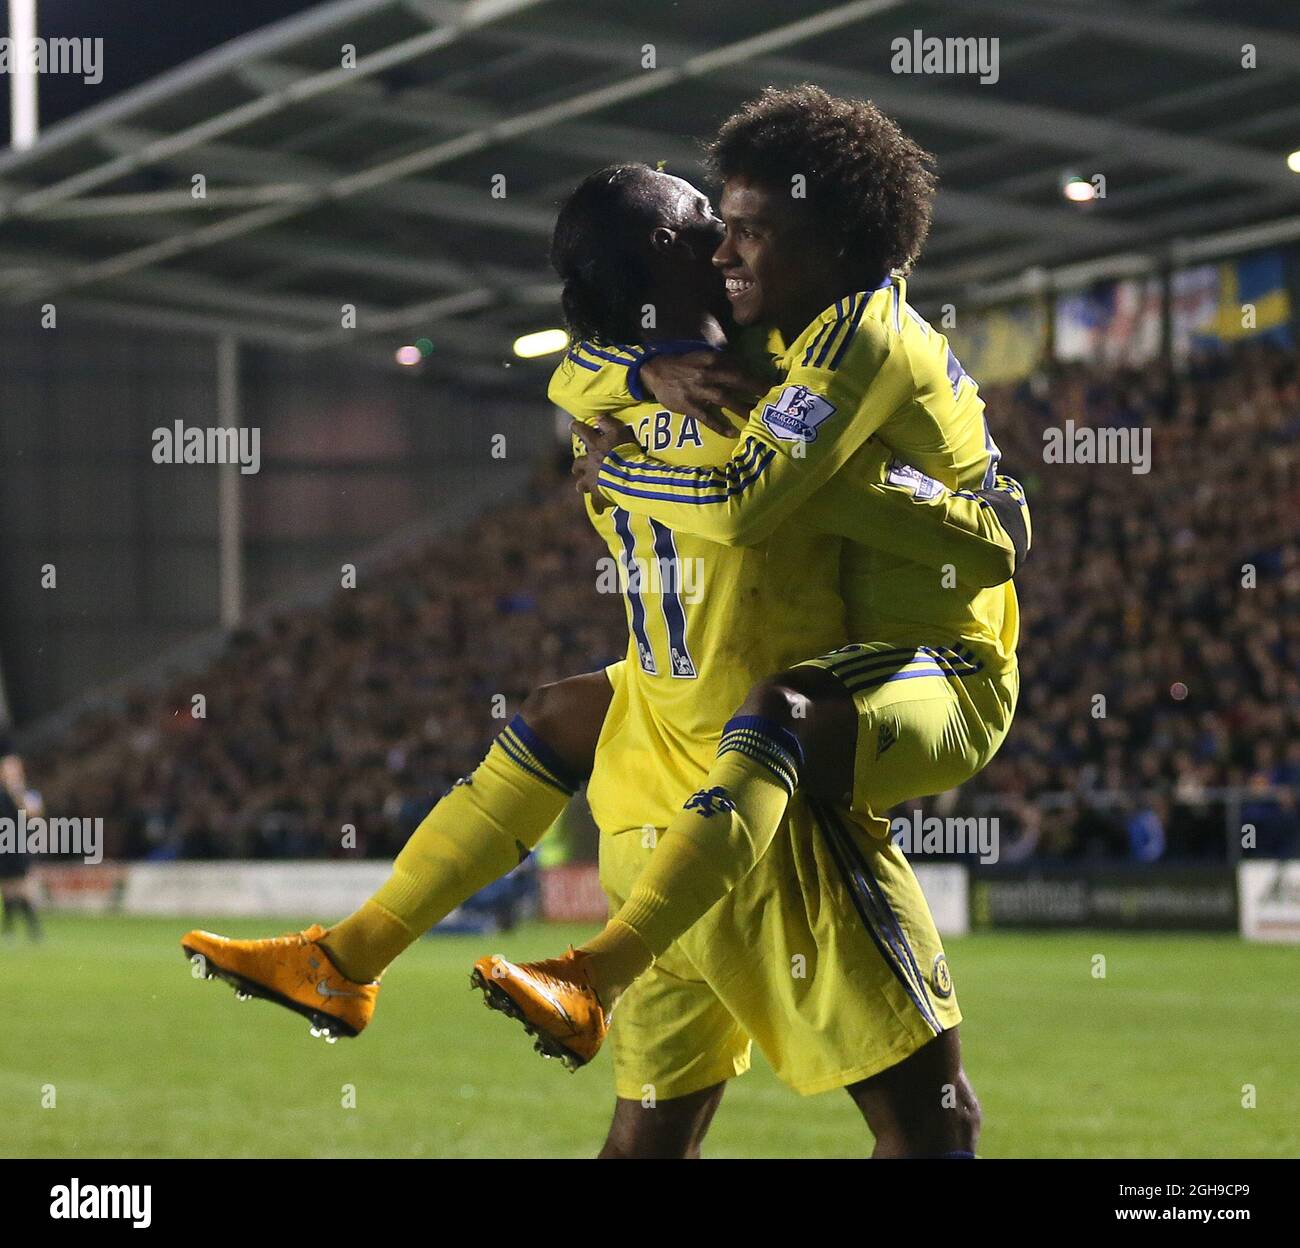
[2,915,1296,1158]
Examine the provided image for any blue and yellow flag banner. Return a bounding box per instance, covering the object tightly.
[1172,249,1292,360]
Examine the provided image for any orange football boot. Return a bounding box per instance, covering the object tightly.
[470,948,610,1071]
[180,924,378,1041]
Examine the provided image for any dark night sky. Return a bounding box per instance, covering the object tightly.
[0,0,329,134]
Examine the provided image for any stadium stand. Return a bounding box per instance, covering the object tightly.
[968,341,1299,862]
[29,342,1300,865]
[34,450,623,863]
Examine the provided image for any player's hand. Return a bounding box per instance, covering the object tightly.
[570,416,638,512]
[639,352,765,435]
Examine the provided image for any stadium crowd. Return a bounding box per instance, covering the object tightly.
[35,463,624,863]
[967,340,1299,861]
[31,340,1300,864]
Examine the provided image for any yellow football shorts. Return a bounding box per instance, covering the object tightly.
[592,646,1017,1102]
[796,641,1019,821]
[601,795,961,1099]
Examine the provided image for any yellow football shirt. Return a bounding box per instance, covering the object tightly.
[587,277,1021,670]
[548,302,1024,832]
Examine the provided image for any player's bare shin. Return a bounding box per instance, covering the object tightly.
[846,1029,981,1158]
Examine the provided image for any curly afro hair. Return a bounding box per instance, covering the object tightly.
[708,85,937,288]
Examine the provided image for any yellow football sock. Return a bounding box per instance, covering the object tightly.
[577,919,655,1008]
[581,716,802,1000]
[323,715,579,982]
[322,900,411,982]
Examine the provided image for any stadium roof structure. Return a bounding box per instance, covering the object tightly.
[2,0,1299,387]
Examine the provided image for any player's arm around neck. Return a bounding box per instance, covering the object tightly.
[586,302,910,546]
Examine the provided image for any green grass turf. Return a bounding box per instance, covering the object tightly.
[2,915,1296,1158]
